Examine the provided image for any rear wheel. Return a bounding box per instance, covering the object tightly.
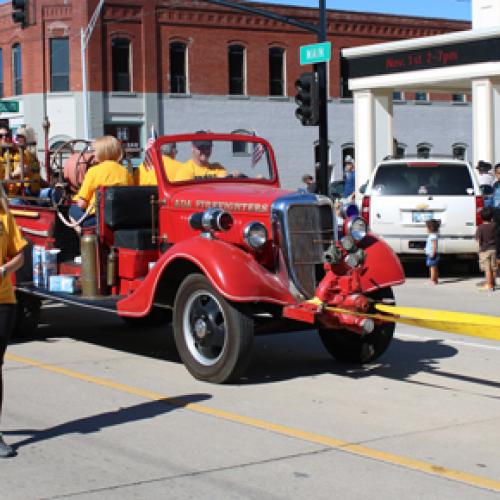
[319,288,395,364]
[13,293,41,338]
[173,274,254,384]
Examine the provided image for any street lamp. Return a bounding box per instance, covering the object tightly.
[81,0,104,140]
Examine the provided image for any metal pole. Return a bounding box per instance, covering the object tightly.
[81,28,89,140]
[316,0,329,196]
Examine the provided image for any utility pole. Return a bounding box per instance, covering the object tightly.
[81,0,104,140]
[316,0,329,196]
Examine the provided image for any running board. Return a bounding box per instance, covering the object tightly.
[16,285,121,314]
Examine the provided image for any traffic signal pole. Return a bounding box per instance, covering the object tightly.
[201,0,330,195]
[316,0,329,196]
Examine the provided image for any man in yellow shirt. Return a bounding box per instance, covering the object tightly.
[69,135,132,227]
[0,186,27,457]
[174,134,227,182]
[134,143,183,185]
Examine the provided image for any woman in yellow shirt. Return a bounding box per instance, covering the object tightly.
[0,187,27,457]
[69,135,132,227]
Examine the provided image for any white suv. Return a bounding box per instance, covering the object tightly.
[360,158,483,259]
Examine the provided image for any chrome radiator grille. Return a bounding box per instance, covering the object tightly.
[272,195,335,298]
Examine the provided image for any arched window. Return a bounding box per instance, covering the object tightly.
[112,38,131,92]
[231,128,254,155]
[12,43,22,95]
[228,44,245,95]
[417,142,432,158]
[170,41,187,94]
[50,38,69,92]
[452,142,467,160]
[269,47,285,96]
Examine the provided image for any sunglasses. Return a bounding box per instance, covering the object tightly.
[0,134,9,138]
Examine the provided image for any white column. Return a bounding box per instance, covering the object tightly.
[353,89,375,196]
[493,79,500,166]
[374,90,394,163]
[472,78,494,166]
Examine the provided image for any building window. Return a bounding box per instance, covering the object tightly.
[228,45,245,95]
[112,38,131,92]
[452,93,466,103]
[12,43,22,96]
[417,142,432,158]
[0,49,3,98]
[340,56,352,98]
[415,91,428,101]
[50,38,69,92]
[395,142,407,158]
[341,144,355,173]
[393,91,404,101]
[269,47,284,96]
[170,42,187,94]
[452,142,467,160]
[231,129,254,155]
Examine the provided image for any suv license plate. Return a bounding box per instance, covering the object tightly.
[412,211,433,223]
[409,241,426,249]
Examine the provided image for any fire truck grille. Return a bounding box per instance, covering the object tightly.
[287,204,334,297]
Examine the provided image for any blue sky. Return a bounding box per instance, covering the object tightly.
[264,0,471,21]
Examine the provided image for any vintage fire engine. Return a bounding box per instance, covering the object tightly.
[10,132,405,383]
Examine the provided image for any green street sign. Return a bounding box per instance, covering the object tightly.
[0,101,19,113]
[300,42,331,65]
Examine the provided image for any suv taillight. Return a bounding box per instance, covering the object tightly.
[475,195,484,226]
[361,196,370,226]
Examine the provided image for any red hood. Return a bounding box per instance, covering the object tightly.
[169,183,292,212]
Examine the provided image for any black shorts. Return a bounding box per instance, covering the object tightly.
[0,304,16,365]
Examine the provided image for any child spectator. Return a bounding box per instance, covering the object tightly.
[476,207,497,292]
[425,218,440,285]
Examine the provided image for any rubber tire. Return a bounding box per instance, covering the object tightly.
[122,307,172,328]
[173,274,254,384]
[13,293,42,338]
[318,288,395,364]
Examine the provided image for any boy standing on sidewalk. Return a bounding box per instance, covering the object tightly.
[476,207,497,292]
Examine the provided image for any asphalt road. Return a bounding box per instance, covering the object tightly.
[2,265,500,499]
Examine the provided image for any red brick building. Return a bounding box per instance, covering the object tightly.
[0,0,470,185]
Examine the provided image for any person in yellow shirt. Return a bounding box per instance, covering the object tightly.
[69,135,132,227]
[174,134,227,182]
[134,142,183,185]
[0,185,27,457]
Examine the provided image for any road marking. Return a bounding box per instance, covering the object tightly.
[398,332,500,351]
[6,352,500,493]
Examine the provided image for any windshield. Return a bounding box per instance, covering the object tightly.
[371,163,474,196]
[151,136,274,184]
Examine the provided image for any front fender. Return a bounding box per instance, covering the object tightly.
[117,237,296,317]
[359,233,405,293]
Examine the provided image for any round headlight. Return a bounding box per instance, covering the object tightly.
[347,217,367,242]
[244,222,268,250]
[340,235,356,252]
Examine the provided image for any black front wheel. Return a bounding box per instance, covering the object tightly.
[319,288,395,364]
[173,274,254,384]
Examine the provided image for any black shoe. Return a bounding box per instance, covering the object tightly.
[0,434,15,458]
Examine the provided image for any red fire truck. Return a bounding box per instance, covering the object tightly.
[11,132,404,383]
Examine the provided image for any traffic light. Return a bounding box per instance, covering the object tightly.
[12,0,28,28]
[294,72,319,126]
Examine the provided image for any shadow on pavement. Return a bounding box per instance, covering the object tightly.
[15,302,500,391]
[6,393,211,451]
